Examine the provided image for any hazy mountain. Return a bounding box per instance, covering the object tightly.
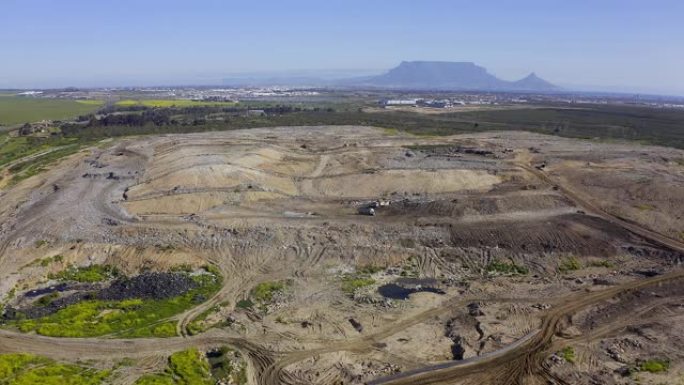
[511,72,559,91]
[346,61,560,92]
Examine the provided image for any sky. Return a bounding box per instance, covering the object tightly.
[1,0,683,95]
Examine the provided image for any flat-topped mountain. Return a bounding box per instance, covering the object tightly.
[351,61,560,91]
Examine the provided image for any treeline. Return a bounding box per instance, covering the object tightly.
[60,105,684,149]
[72,105,336,128]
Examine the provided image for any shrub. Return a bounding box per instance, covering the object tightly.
[341,276,376,294]
[168,349,213,385]
[559,257,582,272]
[236,299,254,309]
[251,281,285,303]
[560,346,575,363]
[486,260,529,275]
[49,264,119,283]
[639,359,669,373]
[588,259,614,268]
[0,353,110,385]
[135,374,176,385]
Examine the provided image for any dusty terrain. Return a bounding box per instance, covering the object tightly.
[1,125,683,385]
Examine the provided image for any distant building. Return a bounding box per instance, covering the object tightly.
[379,99,420,106]
[418,99,452,108]
[247,109,266,116]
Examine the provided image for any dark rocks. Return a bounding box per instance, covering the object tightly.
[97,272,197,301]
[593,277,614,286]
[467,302,484,316]
[348,318,363,333]
[445,318,467,360]
[6,273,198,321]
[102,218,119,226]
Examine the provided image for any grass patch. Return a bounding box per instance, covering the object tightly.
[235,299,254,309]
[207,347,248,385]
[123,321,178,338]
[560,346,576,363]
[340,264,382,294]
[587,259,614,268]
[251,281,285,303]
[186,304,224,336]
[116,99,236,108]
[75,100,104,106]
[48,264,119,283]
[0,353,110,385]
[341,276,376,294]
[0,97,103,126]
[134,348,215,385]
[135,374,176,385]
[486,260,529,275]
[8,273,221,338]
[7,143,85,185]
[559,257,582,272]
[0,135,94,185]
[168,348,214,385]
[33,240,48,248]
[638,358,669,373]
[0,136,79,168]
[38,254,64,267]
[634,203,656,211]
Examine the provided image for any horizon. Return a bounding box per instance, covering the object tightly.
[1,0,683,95]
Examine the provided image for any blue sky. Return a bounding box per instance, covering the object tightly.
[1,0,683,94]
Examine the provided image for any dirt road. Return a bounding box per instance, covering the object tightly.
[516,162,684,254]
[365,269,684,385]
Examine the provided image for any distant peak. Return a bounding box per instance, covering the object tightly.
[354,61,559,91]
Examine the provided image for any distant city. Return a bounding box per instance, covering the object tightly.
[8,86,684,110]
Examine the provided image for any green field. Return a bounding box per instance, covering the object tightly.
[135,348,214,385]
[7,272,221,338]
[0,353,110,385]
[116,99,236,108]
[0,134,91,186]
[0,96,103,126]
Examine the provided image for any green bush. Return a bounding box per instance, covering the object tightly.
[251,281,285,303]
[341,276,376,294]
[49,264,119,283]
[135,348,216,385]
[559,257,582,272]
[236,299,254,309]
[486,260,529,275]
[168,349,213,385]
[639,359,669,373]
[0,353,110,385]
[135,374,176,385]
[560,346,575,363]
[39,255,64,267]
[587,259,613,268]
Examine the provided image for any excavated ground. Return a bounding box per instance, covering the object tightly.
[0,126,683,385]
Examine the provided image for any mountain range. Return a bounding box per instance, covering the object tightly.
[223,61,560,92]
[345,61,560,91]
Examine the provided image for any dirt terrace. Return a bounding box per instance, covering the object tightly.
[1,126,683,385]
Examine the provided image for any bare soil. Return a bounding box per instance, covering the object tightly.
[1,126,683,385]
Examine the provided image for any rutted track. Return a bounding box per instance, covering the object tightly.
[516,162,684,255]
[365,269,684,385]
[2,128,684,385]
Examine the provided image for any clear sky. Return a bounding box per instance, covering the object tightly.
[1,0,682,94]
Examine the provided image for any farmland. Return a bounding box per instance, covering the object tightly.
[0,96,103,126]
[115,99,237,108]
